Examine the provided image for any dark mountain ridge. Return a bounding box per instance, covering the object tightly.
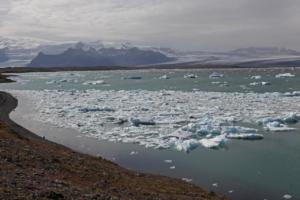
[28,45,175,67]
[0,48,9,63]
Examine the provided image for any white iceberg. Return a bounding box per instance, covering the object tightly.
[209,72,224,78]
[159,75,170,79]
[182,178,192,183]
[174,139,199,152]
[265,121,296,132]
[251,75,262,80]
[83,80,106,85]
[283,194,293,199]
[275,73,295,78]
[199,135,226,149]
[250,82,271,86]
[184,74,197,78]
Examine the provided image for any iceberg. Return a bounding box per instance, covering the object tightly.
[159,75,170,79]
[8,88,300,153]
[283,194,293,199]
[209,72,224,78]
[250,82,271,86]
[79,106,115,112]
[182,178,192,183]
[265,121,296,132]
[122,76,142,80]
[169,166,176,170]
[184,74,197,79]
[129,117,155,127]
[174,139,199,152]
[251,75,262,80]
[275,73,295,78]
[261,81,271,86]
[199,135,226,149]
[226,133,264,140]
[83,80,106,85]
[282,91,300,97]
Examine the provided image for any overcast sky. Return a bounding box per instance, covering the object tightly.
[0,0,300,51]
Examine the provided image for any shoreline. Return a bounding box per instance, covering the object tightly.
[0,65,299,75]
[0,78,228,199]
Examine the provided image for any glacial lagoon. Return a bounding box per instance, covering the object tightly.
[1,68,300,200]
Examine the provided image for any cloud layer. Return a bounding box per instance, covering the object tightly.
[1,0,300,50]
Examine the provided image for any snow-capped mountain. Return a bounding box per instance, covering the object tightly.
[1,36,300,68]
[0,37,177,67]
[29,44,175,67]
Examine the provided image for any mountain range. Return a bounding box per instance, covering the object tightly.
[1,36,300,68]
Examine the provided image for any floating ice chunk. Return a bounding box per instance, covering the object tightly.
[211,81,221,85]
[261,81,271,86]
[181,122,221,136]
[129,117,155,127]
[275,73,295,78]
[182,178,192,183]
[265,122,296,132]
[228,190,234,194]
[282,91,300,97]
[169,166,176,170]
[250,82,260,86]
[159,75,170,79]
[164,160,173,163]
[209,72,224,78]
[250,82,271,86]
[212,183,218,187]
[199,135,226,149]
[79,106,115,112]
[46,80,57,85]
[174,139,199,152]
[122,76,142,80]
[130,151,139,155]
[222,126,258,134]
[168,129,194,139]
[283,113,299,124]
[251,75,262,80]
[283,194,293,199]
[184,74,197,78]
[83,80,106,85]
[226,133,264,140]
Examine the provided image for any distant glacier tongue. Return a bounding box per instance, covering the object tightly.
[9,89,300,152]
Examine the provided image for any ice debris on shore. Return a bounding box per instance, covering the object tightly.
[9,89,300,153]
[182,178,192,183]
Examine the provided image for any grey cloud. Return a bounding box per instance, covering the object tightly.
[0,0,300,51]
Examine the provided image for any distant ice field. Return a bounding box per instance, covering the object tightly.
[2,69,300,152]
